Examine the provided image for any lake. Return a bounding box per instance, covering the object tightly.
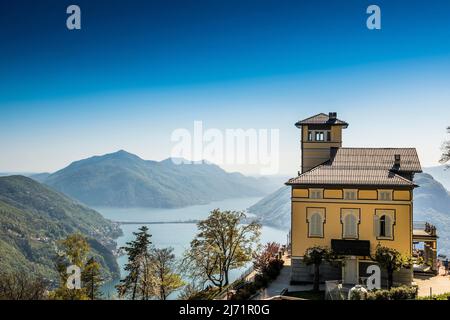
[95,197,288,299]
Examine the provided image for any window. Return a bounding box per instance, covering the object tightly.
[341,209,359,239]
[379,190,392,201]
[344,190,357,200]
[310,189,323,199]
[307,130,331,142]
[379,215,393,238]
[315,131,325,141]
[374,210,395,239]
[307,208,325,237]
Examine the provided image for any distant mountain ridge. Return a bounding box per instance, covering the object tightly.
[0,175,121,281]
[248,173,450,255]
[39,150,276,208]
[423,165,450,191]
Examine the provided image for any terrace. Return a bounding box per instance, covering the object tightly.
[413,221,438,274]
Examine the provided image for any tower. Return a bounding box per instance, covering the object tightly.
[295,112,348,173]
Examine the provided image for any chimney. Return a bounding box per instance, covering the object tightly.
[394,154,401,166]
[329,112,337,120]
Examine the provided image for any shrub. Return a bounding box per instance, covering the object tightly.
[348,286,368,300]
[265,259,284,279]
[366,289,391,300]
[366,286,417,300]
[254,274,269,288]
[389,286,417,300]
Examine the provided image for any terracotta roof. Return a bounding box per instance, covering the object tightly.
[295,113,348,128]
[329,147,422,173]
[287,147,422,187]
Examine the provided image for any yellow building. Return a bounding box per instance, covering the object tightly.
[286,112,429,287]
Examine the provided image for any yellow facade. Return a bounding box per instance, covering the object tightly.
[291,188,413,258]
[290,113,422,286]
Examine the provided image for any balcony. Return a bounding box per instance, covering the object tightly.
[413,221,437,240]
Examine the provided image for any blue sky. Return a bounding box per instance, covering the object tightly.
[1,0,450,174]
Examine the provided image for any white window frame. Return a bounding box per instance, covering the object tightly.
[309,189,324,199]
[378,190,393,201]
[307,130,331,142]
[374,209,395,240]
[315,131,325,141]
[341,209,360,239]
[307,208,325,238]
[343,189,358,200]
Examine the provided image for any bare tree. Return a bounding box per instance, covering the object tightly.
[0,272,49,300]
[440,126,450,167]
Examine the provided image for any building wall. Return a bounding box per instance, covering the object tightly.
[290,187,413,258]
[291,258,413,287]
[301,125,344,173]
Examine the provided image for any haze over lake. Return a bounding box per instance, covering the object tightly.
[96,197,288,299]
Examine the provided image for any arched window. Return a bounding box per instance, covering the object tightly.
[341,209,359,239]
[309,213,323,237]
[377,214,393,238]
[379,215,386,237]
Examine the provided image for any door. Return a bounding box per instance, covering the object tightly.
[343,257,358,285]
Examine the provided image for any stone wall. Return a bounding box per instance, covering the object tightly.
[359,261,412,288]
[291,258,413,287]
[291,257,342,284]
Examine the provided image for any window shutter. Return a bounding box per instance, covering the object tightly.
[318,215,323,236]
[373,215,380,237]
[385,215,392,238]
[344,215,350,238]
[350,215,357,238]
[310,213,322,237]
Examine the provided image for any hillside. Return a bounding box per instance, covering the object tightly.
[248,173,450,254]
[423,165,450,191]
[41,150,276,208]
[0,175,122,282]
[414,173,450,254]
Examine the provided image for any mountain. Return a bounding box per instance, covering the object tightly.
[247,186,291,230]
[248,173,450,255]
[0,175,122,282]
[413,173,450,254]
[41,150,276,208]
[423,165,450,191]
[29,172,51,183]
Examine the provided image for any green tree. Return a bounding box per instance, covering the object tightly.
[303,246,332,292]
[440,126,450,166]
[116,226,153,300]
[59,233,90,268]
[82,257,103,300]
[373,245,409,290]
[152,247,185,300]
[51,233,91,300]
[183,209,261,289]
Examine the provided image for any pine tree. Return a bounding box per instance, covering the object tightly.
[152,247,185,300]
[116,226,153,300]
[82,257,103,300]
